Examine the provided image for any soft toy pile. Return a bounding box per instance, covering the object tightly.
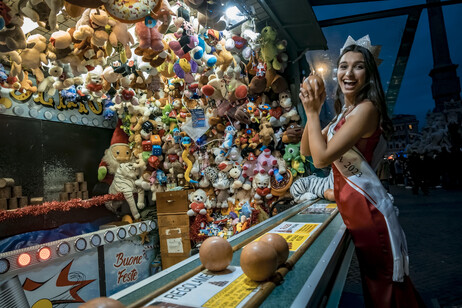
[0,1,316,244]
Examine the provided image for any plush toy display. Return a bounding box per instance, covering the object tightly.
[0,1,322,248]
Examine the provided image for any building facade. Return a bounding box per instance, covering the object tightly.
[388,114,420,154]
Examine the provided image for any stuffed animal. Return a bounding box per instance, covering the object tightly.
[279,90,300,123]
[108,21,134,62]
[108,162,145,220]
[242,152,258,181]
[259,26,286,71]
[283,143,306,177]
[74,8,115,47]
[168,17,198,57]
[0,10,26,53]
[252,172,272,202]
[187,189,209,216]
[212,171,231,208]
[19,34,50,83]
[256,148,278,175]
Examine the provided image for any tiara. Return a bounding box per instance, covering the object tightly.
[340,35,383,66]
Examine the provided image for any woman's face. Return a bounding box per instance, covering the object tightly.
[337,51,366,99]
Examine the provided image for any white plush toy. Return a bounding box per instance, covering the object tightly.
[187,189,209,216]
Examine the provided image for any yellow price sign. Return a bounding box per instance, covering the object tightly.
[203,274,259,308]
[326,203,337,209]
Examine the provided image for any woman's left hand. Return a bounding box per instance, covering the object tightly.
[299,76,326,115]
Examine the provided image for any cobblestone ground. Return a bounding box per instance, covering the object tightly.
[339,185,462,308]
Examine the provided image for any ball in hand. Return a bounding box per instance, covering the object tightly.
[303,74,325,94]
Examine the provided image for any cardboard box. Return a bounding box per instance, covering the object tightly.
[161,253,190,269]
[159,226,191,255]
[157,190,190,214]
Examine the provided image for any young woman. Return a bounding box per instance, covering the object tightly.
[300,43,425,307]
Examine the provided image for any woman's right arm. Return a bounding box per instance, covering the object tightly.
[300,121,329,157]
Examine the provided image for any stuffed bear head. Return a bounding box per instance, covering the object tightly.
[189,189,208,204]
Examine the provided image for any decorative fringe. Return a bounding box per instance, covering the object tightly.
[0,193,125,223]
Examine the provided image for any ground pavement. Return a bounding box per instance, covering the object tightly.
[339,185,462,308]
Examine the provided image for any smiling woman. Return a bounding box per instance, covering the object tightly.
[299,37,426,307]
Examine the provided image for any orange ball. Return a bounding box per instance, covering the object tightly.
[240,241,278,281]
[303,74,325,93]
[79,297,126,308]
[199,236,233,272]
[260,233,289,266]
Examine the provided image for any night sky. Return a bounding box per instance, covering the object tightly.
[311,0,462,129]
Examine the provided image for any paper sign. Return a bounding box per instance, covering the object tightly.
[259,222,322,252]
[167,238,184,253]
[191,109,206,128]
[148,267,260,308]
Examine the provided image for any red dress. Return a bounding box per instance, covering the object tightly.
[332,118,425,308]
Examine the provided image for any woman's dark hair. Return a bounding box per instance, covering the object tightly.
[333,44,394,139]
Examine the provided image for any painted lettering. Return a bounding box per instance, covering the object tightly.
[117,268,138,284]
[113,252,143,268]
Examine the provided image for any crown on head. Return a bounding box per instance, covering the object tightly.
[340,35,382,66]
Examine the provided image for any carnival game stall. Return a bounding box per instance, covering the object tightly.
[0,0,342,306]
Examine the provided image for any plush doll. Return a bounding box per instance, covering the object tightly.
[51,63,84,91]
[111,76,139,117]
[283,143,306,177]
[265,68,288,94]
[108,21,134,62]
[256,148,278,176]
[108,162,145,220]
[98,122,132,187]
[201,71,227,101]
[0,10,26,53]
[229,163,250,191]
[259,118,275,146]
[282,123,303,144]
[83,67,104,98]
[19,0,64,30]
[187,189,209,216]
[252,172,273,202]
[19,34,50,83]
[259,26,286,71]
[242,152,258,181]
[74,8,115,48]
[213,171,231,208]
[168,17,198,57]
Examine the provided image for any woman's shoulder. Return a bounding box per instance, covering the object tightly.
[348,100,379,120]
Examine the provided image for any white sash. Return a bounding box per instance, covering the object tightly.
[327,111,409,282]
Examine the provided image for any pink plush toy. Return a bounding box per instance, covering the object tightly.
[242,152,258,181]
[168,17,198,57]
[256,148,278,175]
[135,21,164,52]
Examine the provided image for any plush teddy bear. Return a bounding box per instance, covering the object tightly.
[0,10,27,53]
[252,172,273,202]
[187,189,209,216]
[74,8,115,48]
[213,171,231,208]
[19,34,50,83]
